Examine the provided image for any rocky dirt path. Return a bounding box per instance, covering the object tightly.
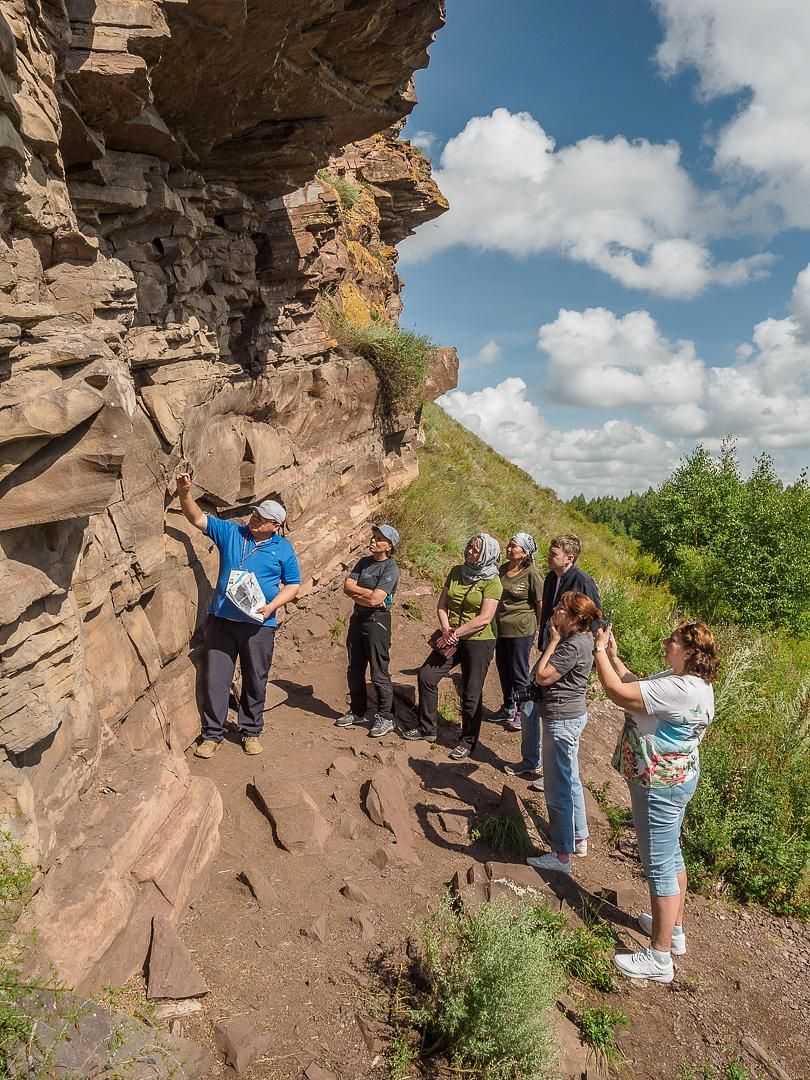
[166,574,808,1079]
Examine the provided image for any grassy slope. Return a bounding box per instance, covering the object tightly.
[387,403,810,916]
[387,402,673,674]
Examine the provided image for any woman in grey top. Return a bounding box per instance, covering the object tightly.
[525,590,601,874]
[336,524,400,737]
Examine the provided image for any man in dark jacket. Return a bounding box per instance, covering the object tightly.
[538,534,602,647]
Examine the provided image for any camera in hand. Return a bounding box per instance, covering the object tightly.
[511,681,544,705]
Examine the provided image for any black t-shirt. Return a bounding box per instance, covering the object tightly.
[350,556,399,608]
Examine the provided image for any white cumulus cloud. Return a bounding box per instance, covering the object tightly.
[463,338,502,368]
[399,108,773,298]
[409,130,437,153]
[653,0,810,229]
[534,263,810,450]
[538,307,704,408]
[437,378,679,497]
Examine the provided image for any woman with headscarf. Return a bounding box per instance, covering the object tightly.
[491,532,543,733]
[399,533,503,760]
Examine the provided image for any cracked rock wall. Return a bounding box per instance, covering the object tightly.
[0,0,454,989]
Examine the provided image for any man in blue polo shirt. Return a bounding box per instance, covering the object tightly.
[176,473,301,758]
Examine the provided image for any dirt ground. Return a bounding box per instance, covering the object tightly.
[168,571,809,1080]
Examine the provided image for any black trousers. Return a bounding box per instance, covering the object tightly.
[417,638,496,750]
[346,607,394,721]
[202,616,276,740]
[495,635,534,707]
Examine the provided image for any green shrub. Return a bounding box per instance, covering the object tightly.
[683,630,810,916]
[409,897,562,1079]
[1,831,36,1076]
[528,906,618,992]
[586,782,632,847]
[469,815,533,858]
[437,692,460,728]
[316,168,362,210]
[577,1004,629,1065]
[324,304,434,414]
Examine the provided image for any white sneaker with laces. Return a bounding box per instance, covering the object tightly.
[574,838,588,857]
[613,947,674,983]
[636,912,687,955]
[527,852,572,875]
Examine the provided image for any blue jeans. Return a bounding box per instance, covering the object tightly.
[518,701,542,771]
[542,712,588,855]
[628,774,698,897]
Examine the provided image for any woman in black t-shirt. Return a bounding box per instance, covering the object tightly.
[336,524,400,737]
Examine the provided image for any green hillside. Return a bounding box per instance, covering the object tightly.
[387,403,810,917]
[388,402,673,675]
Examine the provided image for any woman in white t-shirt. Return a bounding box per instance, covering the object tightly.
[592,620,718,984]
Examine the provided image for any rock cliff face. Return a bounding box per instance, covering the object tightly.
[0,0,455,989]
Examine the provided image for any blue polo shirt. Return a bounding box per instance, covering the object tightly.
[205,516,301,627]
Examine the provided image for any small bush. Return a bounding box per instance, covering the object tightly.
[316,168,362,210]
[437,693,460,728]
[323,303,434,414]
[529,906,618,992]
[402,599,423,621]
[469,815,533,859]
[329,615,347,643]
[409,897,562,1079]
[577,1004,629,1065]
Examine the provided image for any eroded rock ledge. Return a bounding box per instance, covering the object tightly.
[0,0,454,989]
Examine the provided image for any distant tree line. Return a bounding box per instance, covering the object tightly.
[569,443,810,637]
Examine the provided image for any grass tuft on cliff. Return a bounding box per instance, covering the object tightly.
[323,302,435,414]
[387,403,810,917]
[316,168,362,210]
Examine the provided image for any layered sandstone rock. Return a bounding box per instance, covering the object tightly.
[0,0,454,989]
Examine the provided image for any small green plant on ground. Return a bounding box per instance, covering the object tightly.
[529,906,618,992]
[437,692,460,727]
[577,1004,629,1066]
[316,168,362,210]
[322,301,435,414]
[330,614,347,643]
[408,897,562,1079]
[402,599,423,621]
[678,1056,759,1080]
[586,781,633,846]
[387,1032,419,1080]
[468,815,534,859]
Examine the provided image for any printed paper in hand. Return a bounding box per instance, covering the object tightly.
[225,570,267,622]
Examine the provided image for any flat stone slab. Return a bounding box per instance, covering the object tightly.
[146,916,208,1001]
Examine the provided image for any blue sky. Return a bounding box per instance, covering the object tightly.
[398,0,810,497]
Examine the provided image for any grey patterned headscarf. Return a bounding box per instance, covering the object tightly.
[460,532,501,583]
[511,532,538,562]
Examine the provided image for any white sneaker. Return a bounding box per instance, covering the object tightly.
[637,912,687,955]
[613,947,674,983]
[527,852,572,875]
[574,838,588,857]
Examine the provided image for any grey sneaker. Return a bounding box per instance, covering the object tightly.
[398,727,437,743]
[335,711,364,728]
[504,763,540,778]
[637,912,686,955]
[369,714,394,738]
[527,852,572,874]
[503,714,522,732]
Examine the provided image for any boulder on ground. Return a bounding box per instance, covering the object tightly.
[252,776,332,854]
[214,1015,272,1075]
[238,864,280,910]
[300,914,327,944]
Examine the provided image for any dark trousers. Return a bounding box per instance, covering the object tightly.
[417,638,496,750]
[347,607,394,721]
[202,616,276,741]
[495,635,534,707]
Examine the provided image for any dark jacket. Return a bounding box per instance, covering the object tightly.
[538,565,602,646]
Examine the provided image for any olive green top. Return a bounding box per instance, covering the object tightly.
[495,564,543,638]
[444,565,503,642]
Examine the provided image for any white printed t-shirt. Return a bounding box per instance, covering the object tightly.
[613,669,715,788]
